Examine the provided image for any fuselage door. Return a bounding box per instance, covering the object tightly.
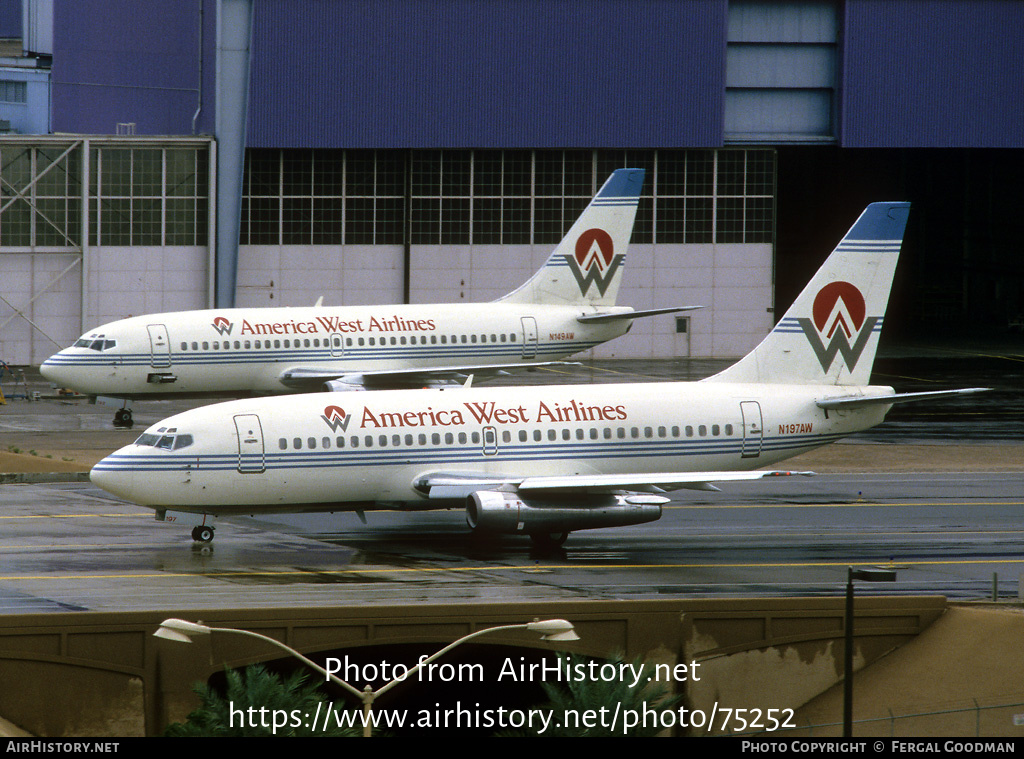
[234,414,266,473]
[521,316,539,359]
[482,425,498,456]
[740,401,763,458]
[330,333,345,357]
[147,324,171,368]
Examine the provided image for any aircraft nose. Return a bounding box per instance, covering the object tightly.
[39,355,66,384]
[40,353,83,391]
[90,455,137,502]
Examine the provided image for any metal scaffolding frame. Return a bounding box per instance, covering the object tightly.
[0,135,214,364]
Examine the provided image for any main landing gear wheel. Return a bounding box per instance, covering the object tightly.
[191,525,215,543]
[113,408,133,428]
[529,531,569,548]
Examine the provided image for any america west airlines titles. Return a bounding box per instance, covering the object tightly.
[335,398,815,435]
[354,398,629,430]
[230,314,437,336]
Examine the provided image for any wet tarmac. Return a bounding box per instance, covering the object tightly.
[4,470,1024,612]
[865,354,1024,442]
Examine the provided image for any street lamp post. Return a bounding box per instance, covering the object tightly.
[843,567,896,737]
[155,617,579,737]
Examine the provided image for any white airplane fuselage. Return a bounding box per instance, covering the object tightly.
[42,303,632,399]
[42,168,651,407]
[90,381,893,514]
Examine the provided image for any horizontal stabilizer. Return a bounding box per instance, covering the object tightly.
[576,306,703,323]
[816,387,990,410]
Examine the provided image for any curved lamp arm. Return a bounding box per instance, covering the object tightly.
[155,618,364,699]
[155,616,578,736]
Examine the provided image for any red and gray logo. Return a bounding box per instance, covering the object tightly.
[320,405,351,432]
[212,316,233,336]
[798,282,879,372]
[564,228,624,296]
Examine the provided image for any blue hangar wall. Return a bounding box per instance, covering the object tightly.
[841,0,1024,148]
[52,0,217,136]
[50,0,1024,148]
[249,0,726,148]
[52,0,728,147]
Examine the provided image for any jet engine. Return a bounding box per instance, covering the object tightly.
[465,490,665,536]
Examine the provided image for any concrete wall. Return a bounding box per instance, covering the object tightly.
[683,596,946,735]
[87,246,209,327]
[0,597,942,737]
[236,244,405,309]
[0,252,79,365]
[0,246,209,365]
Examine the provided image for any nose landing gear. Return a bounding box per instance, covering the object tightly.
[113,407,133,428]
[191,525,215,543]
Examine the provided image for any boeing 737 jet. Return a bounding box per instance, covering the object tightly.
[43,169,688,427]
[90,202,984,546]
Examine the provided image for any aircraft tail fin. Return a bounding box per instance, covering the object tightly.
[705,202,910,386]
[496,168,644,306]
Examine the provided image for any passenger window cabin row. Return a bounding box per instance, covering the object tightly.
[178,333,521,352]
[276,423,736,451]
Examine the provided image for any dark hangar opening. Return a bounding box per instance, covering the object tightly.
[776,146,1024,345]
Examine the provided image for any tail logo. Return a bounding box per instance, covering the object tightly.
[321,405,351,433]
[212,316,233,336]
[797,282,880,373]
[564,228,624,296]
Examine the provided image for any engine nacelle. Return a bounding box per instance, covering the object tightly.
[323,380,367,392]
[466,490,664,535]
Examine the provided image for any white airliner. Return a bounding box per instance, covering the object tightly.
[90,201,984,545]
[42,169,689,427]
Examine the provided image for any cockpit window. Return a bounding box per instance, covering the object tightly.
[134,430,193,450]
[73,334,117,351]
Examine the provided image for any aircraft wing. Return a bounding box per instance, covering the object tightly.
[415,469,813,499]
[816,387,989,410]
[576,306,703,323]
[278,361,580,391]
